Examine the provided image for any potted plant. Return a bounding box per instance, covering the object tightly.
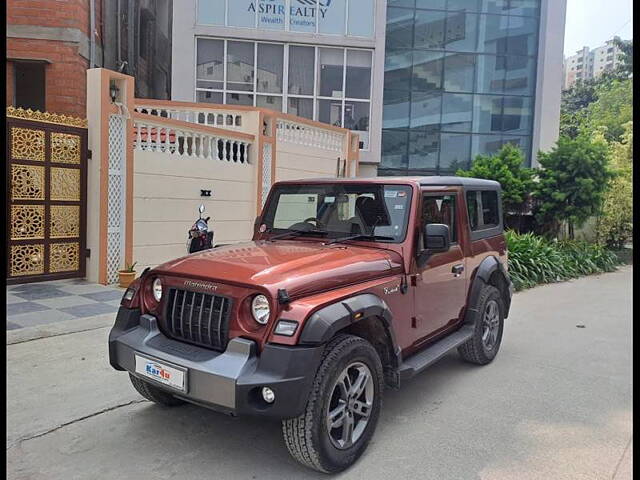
[118,262,137,288]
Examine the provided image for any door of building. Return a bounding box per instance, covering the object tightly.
[6,108,88,284]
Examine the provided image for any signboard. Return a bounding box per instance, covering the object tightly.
[249,0,338,31]
[198,0,373,37]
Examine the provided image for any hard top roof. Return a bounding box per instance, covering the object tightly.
[275,176,501,189]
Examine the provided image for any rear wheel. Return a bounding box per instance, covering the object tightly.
[458,284,504,365]
[129,373,186,407]
[282,334,384,473]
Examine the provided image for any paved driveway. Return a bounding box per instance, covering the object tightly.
[6,279,123,330]
[7,267,632,480]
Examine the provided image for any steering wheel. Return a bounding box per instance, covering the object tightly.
[302,217,325,230]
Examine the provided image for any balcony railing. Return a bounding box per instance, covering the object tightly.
[132,112,254,164]
[134,102,245,130]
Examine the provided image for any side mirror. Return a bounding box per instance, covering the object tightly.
[424,223,451,252]
[418,223,451,268]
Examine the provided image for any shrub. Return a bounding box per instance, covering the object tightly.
[533,133,613,238]
[456,143,534,218]
[506,230,619,291]
[595,122,633,249]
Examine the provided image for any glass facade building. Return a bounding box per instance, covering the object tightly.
[380,0,541,175]
[173,0,564,172]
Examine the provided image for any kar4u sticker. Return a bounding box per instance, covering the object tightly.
[146,362,172,380]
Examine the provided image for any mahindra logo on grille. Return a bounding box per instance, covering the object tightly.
[184,280,218,291]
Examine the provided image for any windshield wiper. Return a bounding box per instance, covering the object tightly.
[267,229,329,241]
[325,233,395,245]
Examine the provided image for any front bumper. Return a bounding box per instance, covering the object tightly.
[108,307,323,418]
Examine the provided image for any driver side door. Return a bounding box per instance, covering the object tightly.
[413,190,467,344]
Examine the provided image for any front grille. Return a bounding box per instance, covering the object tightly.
[163,288,231,351]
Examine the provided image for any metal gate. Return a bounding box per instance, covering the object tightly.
[6,108,88,284]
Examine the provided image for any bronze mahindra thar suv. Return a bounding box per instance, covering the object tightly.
[109,177,514,473]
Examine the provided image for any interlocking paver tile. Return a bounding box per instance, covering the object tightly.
[11,309,76,327]
[33,296,100,310]
[7,302,51,316]
[7,293,25,305]
[80,290,125,302]
[13,289,73,301]
[59,303,119,318]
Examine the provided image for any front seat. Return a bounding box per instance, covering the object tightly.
[352,196,382,234]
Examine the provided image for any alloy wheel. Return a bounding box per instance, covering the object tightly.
[326,362,374,450]
[482,299,500,350]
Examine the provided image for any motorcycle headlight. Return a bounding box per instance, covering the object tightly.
[152,278,162,302]
[251,295,270,325]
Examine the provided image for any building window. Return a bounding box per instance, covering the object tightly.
[381,1,539,174]
[195,38,373,149]
[197,0,375,38]
[13,61,46,111]
[257,43,284,94]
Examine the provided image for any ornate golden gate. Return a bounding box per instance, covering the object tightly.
[6,107,88,284]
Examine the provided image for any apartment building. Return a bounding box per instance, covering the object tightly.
[563,36,625,90]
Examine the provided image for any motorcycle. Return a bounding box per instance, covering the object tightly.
[187,204,214,253]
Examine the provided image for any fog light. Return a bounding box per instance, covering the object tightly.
[261,387,275,404]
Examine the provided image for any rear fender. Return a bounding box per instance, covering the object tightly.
[465,256,513,323]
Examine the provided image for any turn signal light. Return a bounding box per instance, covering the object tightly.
[274,320,298,336]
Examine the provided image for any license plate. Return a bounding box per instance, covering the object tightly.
[134,354,186,392]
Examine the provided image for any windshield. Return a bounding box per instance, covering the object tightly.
[261,183,413,243]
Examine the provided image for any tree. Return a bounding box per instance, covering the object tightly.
[560,79,598,138]
[559,39,632,139]
[612,37,633,79]
[456,143,535,219]
[585,78,633,143]
[595,122,633,249]
[533,134,613,238]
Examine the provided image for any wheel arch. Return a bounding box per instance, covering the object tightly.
[298,293,402,388]
[466,255,513,322]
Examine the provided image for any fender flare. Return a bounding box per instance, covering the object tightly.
[465,256,513,323]
[298,293,400,357]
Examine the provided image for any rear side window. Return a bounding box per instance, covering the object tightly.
[480,191,499,227]
[466,190,501,233]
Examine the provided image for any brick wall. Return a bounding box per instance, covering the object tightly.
[7,0,103,118]
[7,39,89,117]
[8,0,92,36]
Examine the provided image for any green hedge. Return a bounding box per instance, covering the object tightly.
[505,231,620,291]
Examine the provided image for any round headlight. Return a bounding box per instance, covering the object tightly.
[152,278,162,302]
[251,295,270,325]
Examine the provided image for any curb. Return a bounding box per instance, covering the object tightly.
[7,313,116,345]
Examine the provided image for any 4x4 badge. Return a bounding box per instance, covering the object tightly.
[384,285,400,295]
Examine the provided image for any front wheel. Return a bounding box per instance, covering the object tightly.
[282,334,384,473]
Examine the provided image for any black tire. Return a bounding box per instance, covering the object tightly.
[282,334,384,474]
[458,284,504,365]
[128,373,186,407]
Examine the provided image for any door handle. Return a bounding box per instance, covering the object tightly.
[452,264,464,277]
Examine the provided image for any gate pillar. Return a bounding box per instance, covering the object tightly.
[86,69,135,285]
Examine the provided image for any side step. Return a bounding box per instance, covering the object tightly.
[397,325,475,383]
